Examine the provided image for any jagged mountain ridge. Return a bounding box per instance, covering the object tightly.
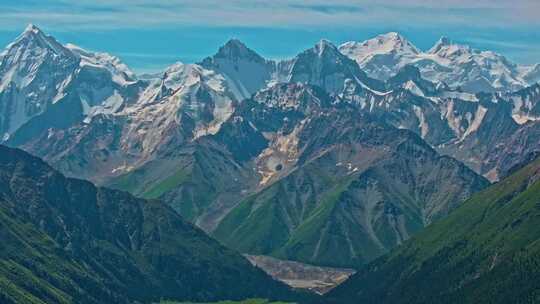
[339,32,538,93]
[2,26,538,185]
[109,83,489,269]
[1,25,537,183]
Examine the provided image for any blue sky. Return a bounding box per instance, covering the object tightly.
[1,0,539,73]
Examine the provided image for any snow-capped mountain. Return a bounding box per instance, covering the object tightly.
[120,62,235,158]
[1,24,538,193]
[523,63,540,84]
[0,24,79,140]
[278,39,385,94]
[199,39,275,101]
[340,33,536,93]
[339,32,421,81]
[0,26,248,182]
[339,65,540,180]
[66,43,137,87]
[0,24,143,145]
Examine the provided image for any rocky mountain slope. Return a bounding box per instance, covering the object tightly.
[343,65,540,180]
[110,82,489,268]
[324,156,540,304]
[0,145,297,304]
[2,26,538,185]
[209,84,489,267]
[1,25,537,270]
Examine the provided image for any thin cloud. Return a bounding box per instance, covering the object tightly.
[288,4,363,14]
[0,1,539,30]
[1,1,538,70]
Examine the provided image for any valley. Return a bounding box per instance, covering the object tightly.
[0,19,538,304]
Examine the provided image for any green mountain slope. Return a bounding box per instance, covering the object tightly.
[324,157,540,304]
[111,84,488,268]
[212,94,488,268]
[0,145,297,304]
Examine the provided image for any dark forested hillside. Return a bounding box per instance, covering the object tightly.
[0,145,297,304]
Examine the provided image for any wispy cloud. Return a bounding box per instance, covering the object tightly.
[1,1,538,71]
[0,0,539,31]
[288,4,363,14]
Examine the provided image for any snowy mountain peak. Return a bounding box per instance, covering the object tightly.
[18,24,53,44]
[427,38,471,58]
[0,25,81,138]
[429,36,451,53]
[340,32,534,92]
[213,38,265,63]
[315,39,337,55]
[200,39,274,101]
[341,32,420,56]
[295,39,341,61]
[164,63,201,87]
[223,38,248,50]
[338,32,420,81]
[6,24,74,60]
[66,43,136,85]
[281,38,389,94]
[291,39,349,68]
[23,23,41,35]
[376,32,417,49]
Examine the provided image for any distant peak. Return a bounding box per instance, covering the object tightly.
[221,38,249,52]
[20,24,52,41]
[23,23,42,34]
[314,39,338,56]
[376,32,409,43]
[18,24,50,41]
[317,39,334,47]
[355,32,419,54]
[381,32,401,39]
[164,62,186,75]
[429,36,452,53]
[213,38,264,62]
[438,36,451,45]
[9,23,74,58]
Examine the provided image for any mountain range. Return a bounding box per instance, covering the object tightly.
[339,32,540,93]
[0,25,538,270]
